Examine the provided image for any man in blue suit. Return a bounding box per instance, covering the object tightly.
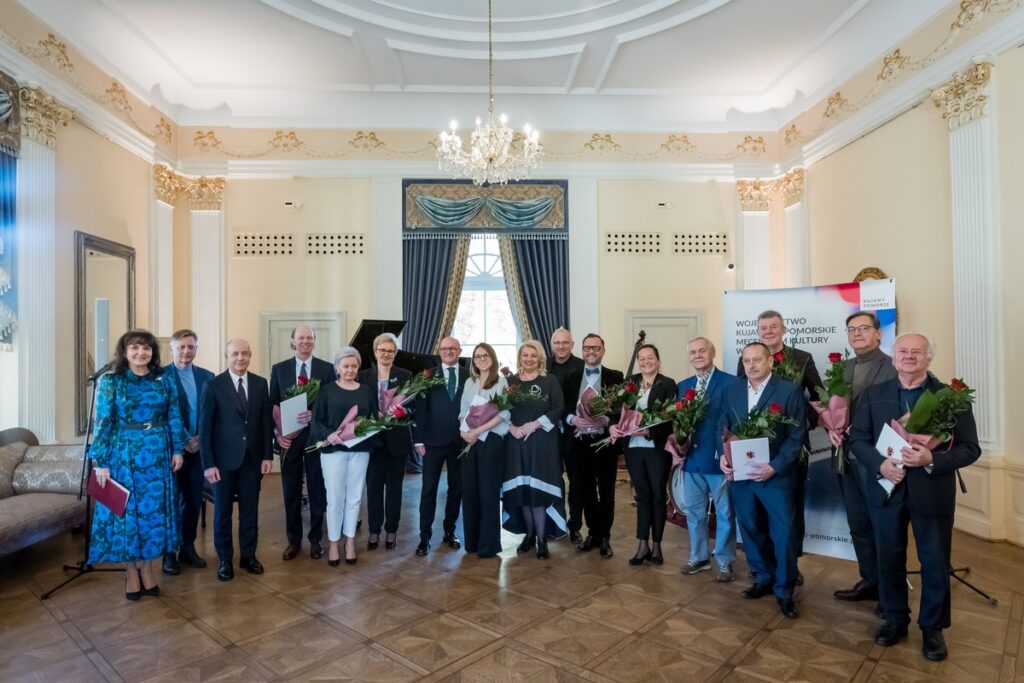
[677,337,737,582]
[721,342,806,619]
[162,329,215,575]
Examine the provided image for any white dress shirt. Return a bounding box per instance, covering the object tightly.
[747,372,772,412]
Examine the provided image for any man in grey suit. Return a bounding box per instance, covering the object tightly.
[831,311,897,604]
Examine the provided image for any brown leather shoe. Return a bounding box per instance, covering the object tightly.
[833,579,879,602]
[282,542,301,561]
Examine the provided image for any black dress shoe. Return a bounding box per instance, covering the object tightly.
[599,539,613,558]
[833,579,879,602]
[569,529,582,545]
[443,533,462,550]
[777,598,798,619]
[310,541,325,560]
[385,534,397,550]
[217,561,234,582]
[367,535,380,551]
[162,552,180,576]
[536,539,550,560]
[282,542,301,561]
[179,547,208,569]
[874,622,909,647]
[416,540,431,556]
[628,550,652,566]
[742,583,772,599]
[922,630,948,661]
[516,535,536,554]
[239,557,264,574]
[577,535,595,552]
[875,603,885,619]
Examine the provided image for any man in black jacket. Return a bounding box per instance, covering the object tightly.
[547,327,585,542]
[270,325,336,561]
[849,333,980,662]
[413,337,468,556]
[199,338,275,582]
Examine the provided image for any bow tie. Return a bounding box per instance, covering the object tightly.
[585,368,600,376]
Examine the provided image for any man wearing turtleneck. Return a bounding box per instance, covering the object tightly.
[832,311,896,605]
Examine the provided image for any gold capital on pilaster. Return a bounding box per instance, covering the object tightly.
[187,176,225,210]
[153,164,188,204]
[18,86,72,149]
[774,168,805,207]
[736,179,772,212]
[931,62,992,130]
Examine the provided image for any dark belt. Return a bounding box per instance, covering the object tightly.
[118,419,167,431]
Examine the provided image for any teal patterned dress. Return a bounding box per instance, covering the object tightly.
[89,370,187,563]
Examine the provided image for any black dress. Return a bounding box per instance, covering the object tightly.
[501,373,566,536]
[310,383,380,454]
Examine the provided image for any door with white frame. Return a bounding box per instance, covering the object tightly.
[261,312,347,375]
[624,309,704,382]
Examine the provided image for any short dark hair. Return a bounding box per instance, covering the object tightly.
[581,333,605,347]
[742,341,771,358]
[845,311,881,329]
[112,329,163,375]
[638,343,660,360]
[170,328,197,343]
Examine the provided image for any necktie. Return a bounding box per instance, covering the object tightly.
[299,362,308,382]
[237,377,248,413]
[585,368,600,377]
[447,367,457,400]
[696,374,708,397]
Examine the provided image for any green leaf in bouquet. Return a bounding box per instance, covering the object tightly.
[903,389,939,434]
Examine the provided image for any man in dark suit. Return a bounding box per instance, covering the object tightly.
[677,337,738,582]
[849,333,980,662]
[413,336,468,556]
[722,342,806,620]
[547,327,586,543]
[162,329,215,575]
[832,311,897,605]
[270,325,336,561]
[564,332,623,557]
[736,309,822,567]
[199,338,275,582]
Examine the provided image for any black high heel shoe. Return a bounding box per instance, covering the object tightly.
[327,544,341,567]
[629,550,652,566]
[516,535,536,554]
[125,567,141,601]
[536,539,550,560]
[385,533,397,550]
[367,535,379,551]
[650,544,664,565]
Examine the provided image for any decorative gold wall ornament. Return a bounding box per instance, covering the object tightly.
[877,49,910,81]
[823,92,850,119]
[583,133,621,152]
[931,61,993,129]
[773,168,805,207]
[186,176,225,210]
[659,134,696,154]
[783,124,800,148]
[736,135,767,155]
[350,131,384,150]
[736,179,773,212]
[18,86,71,148]
[854,267,889,282]
[192,129,434,159]
[153,164,188,204]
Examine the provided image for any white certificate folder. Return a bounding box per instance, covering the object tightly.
[731,437,770,481]
[279,394,307,436]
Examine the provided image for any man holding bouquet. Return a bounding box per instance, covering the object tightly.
[848,333,980,662]
[564,333,623,557]
[721,342,806,619]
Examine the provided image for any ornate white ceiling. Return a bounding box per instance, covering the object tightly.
[15,0,955,131]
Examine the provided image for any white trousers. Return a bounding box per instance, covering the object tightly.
[320,450,370,541]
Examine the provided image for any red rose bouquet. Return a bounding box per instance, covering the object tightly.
[662,388,709,464]
[771,348,806,385]
[306,404,413,451]
[722,402,799,468]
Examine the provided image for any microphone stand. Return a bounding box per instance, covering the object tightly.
[41,371,123,599]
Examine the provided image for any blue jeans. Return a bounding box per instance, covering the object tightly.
[683,471,736,566]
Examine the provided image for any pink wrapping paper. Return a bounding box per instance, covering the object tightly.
[573,385,604,432]
[608,406,643,441]
[326,405,360,445]
[888,419,941,451]
[664,433,692,467]
[465,402,500,430]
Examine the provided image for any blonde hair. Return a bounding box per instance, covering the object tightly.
[516,340,548,376]
[373,333,399,352]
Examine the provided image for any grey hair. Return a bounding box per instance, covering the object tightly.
[688,336,716,354]
[894,333,935,359]
[333,346,362,366]
[373,332,399,351]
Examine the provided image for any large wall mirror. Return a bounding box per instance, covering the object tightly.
[75,231,135,435]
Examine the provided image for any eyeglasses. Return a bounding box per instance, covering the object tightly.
[439,347,460,352]
[472,354,491,360]
[375,348,396,355]
[582,345,603,352]
[846,325,874,334]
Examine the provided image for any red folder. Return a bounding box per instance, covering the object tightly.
[88,470,131,516]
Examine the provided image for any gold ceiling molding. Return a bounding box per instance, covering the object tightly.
[18,86,71,149]
[192,129,435,159]
[0,29,173,144]
[548,132,768,161]
[736,168,805,210]
[785,0,1023,147]
[153,164,189,204]
[187,176,226,211]
[931,61,993,129]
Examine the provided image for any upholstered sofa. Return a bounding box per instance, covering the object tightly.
[0,428,87,557]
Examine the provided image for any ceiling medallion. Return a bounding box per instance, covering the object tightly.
[437,0,542,185]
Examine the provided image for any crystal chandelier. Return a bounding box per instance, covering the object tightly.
[437,0,542,185]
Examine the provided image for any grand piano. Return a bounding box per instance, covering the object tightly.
[348,319,470,372]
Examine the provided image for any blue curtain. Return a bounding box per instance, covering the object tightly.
[513,238,568,346]
[0,151,15,349]
[402,237,459,354]
[413,194,555,229]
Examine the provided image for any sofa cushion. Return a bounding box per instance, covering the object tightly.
[0,492,86,557]
[0,441,28,499]
[12,445,85,495]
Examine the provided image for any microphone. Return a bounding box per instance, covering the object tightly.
[87,362,113,382]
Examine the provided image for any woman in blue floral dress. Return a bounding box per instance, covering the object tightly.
[90,329,186,600]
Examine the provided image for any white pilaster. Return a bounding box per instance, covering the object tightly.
[739,211,771,290]
[371,177,403,320]
[568,178,599,337]
[190,210,225,372]
[784,202,809,287]
[150,200,175,337]
[16,138,57,442]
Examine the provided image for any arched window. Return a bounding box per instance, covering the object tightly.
[450,235,519,371]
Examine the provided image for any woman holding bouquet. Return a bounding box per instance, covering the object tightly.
[622,344,676,566]
[358,333,412,551]
[311,347,379,566]
[458,343,510,558]
[501,340,565,559]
